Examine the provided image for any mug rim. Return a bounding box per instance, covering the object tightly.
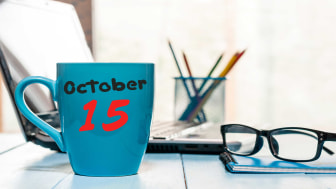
[57,62,154,65]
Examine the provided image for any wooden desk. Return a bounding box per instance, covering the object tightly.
[1,134,336,189]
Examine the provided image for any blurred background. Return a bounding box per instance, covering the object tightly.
[2,0,336,132]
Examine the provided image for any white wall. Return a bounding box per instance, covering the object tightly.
[94,0,336,131]
[3,0,336,132]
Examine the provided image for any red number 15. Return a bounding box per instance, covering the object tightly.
[79,99,130,132]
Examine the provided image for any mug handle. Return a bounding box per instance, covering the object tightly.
[14,76,65,152]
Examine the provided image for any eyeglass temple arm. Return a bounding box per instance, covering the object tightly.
[325,133,336,141]
[320,132,336,155]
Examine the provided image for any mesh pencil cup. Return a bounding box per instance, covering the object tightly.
[174,77,226,124]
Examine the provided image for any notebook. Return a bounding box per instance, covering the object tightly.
[219,152,336,174]
[0,0,224,154]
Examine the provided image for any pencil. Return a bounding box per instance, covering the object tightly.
[168,40,203,122]
[182,51,206,122]
[178,52,236,121]
[168,40,184,78]
[186,50,246,122]
[207,53,224,77]
[182,51,198,95]
[198,53,224,94]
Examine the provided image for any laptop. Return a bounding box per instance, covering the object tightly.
[0,0,93,151]
[0,0,224,154]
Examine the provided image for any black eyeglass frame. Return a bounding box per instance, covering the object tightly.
[221,124,336,162]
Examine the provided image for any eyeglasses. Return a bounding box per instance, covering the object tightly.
[221,124,336,162]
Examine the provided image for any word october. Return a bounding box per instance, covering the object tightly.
[64,78,147,94]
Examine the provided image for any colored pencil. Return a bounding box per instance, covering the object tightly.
[182,51,199,97]
[182,51,206,122]
[168,40,202,122]
[207,53,224,77]
[168,40,184,80]
[198,53,224,94]
[186,49,246,122]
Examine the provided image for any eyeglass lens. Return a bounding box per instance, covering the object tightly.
[270,129,319,161]
[225,125,257,155]
[224,125,320,161]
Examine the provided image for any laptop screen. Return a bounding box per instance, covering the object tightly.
[0,0,93,112]
[0,0,93,144]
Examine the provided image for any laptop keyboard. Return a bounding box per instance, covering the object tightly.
[150,121,206,140]
[35,112,204,141]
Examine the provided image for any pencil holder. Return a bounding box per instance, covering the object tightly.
[174,77,226,124]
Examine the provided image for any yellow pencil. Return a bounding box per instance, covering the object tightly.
[219,52,240,77]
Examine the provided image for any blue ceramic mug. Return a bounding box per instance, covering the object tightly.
[15,63,154,176]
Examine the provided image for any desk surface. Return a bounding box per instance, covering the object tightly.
[1,134,336,189]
